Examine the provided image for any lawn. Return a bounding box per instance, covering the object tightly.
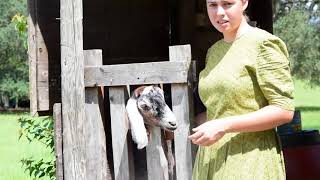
[0,112,53,180]
[293,80,320,130]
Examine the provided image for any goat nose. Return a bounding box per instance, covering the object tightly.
[169,121,176,126]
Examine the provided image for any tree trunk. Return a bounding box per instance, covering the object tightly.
[1,95,10,109]
[15,97,19,109]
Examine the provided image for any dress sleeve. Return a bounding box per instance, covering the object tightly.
[256,38,295,111]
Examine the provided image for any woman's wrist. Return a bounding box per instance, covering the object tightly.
[220,117,235,133]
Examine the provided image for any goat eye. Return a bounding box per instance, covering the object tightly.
[141,104,150,111]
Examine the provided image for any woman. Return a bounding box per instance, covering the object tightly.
[189,0,294,179]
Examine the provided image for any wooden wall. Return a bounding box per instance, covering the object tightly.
[29,0,274,114]
[28,0,60,115]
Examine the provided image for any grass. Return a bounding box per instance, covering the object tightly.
[293,79,320,130]
[0,112,53,180]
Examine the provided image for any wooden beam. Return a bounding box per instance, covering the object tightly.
[60,0,86,179]
[36,23,49,111]
[84,50,111,179]
[53,103,63,180]
[84,61,190,87]
[109,87,131,180]
[27,0,37,115]
[170,45,193,180]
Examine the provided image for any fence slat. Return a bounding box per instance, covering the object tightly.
[170,45,193,180]
[53,103,63,180]
[84,61,190,87]
[84,50,111,180]
[146,127,168,180]
[109,87,131,180]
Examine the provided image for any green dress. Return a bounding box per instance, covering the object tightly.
[192,28,294,180]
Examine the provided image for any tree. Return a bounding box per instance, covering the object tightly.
[273,0,320,21]
[273,1,320,86]
[0,0,28,108]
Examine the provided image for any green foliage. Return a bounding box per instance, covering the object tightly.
[18,116,56,180]
[12,14,28,48]
[0,0,28,105]
[273,0,319,21]
[0,78,29,101]
[0,0,26,27]
[274,9,320,86]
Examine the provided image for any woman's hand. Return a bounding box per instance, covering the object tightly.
[188,120,229,146]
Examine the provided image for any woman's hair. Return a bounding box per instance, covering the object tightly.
[244,12,250,22]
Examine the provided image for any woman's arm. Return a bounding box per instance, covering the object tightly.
[224,105,293,133]
[189,105,294,146]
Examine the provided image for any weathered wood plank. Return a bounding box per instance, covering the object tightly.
[146,127,169,180]
[84,50,111,180]
[35,1,49,111]
[53,103,63,180]
[169,45,193,180]
[84,61,190,87]
[109,87,131,180]
[27,0,37,115]
[37,86,49,111]
[60,0,87,179]
[36,61,49,111]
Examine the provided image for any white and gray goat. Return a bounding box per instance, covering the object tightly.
[126,85,177,149]
[126,85,177,177]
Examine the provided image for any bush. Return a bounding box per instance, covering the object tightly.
[18,115,56,180]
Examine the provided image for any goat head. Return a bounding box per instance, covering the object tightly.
[126,85,177,149]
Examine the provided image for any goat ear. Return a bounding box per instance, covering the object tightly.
[126,97,148,149]
[133,86,146,98]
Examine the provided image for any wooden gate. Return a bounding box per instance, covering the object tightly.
[54,45,195,180]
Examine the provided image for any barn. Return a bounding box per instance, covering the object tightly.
[27,0,274,179]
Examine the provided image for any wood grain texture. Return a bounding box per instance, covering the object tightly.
[36,7,49,111]
[84,50,111,180]
[27,0,37,115]
[146,127,168,180]
[60,0,87,179]
[170,45,193,180]
[109,87,131,180]
[84,61,190,87]
[53,103,63,180]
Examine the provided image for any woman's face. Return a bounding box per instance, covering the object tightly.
[206,0,248,34]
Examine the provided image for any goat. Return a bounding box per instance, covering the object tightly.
[126,85,177,177]
[126,85,177,149]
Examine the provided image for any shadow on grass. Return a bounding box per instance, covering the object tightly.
[296,106,320,112]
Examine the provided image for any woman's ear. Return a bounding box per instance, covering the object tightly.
[242,0,249,11]
[126,97,148,149]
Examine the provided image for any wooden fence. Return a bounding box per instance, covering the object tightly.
[54,0,194,179]
[54,46,195,180]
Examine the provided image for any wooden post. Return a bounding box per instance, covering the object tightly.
[84,50,111,179]
[146,127,169,180]
[27,0,37,115]
[109,87,131,180]
[60,0,87,179]
[36,13,49,111]
[169,45,193,180]
[53,103,63,180]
